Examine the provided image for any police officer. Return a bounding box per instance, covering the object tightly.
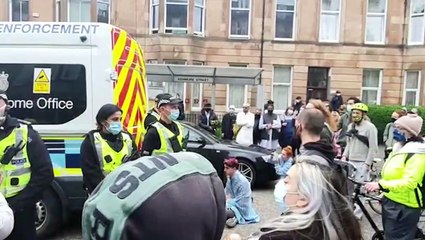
[0,91,54,240]
[81,104,140,194]
[143,93,166,130]
[142,94,187,156]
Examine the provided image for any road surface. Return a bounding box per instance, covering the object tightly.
[48,182,382,240]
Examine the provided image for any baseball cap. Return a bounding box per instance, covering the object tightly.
[82,152,226,240]
[156,93,182,108]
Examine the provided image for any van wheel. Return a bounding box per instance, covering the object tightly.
[36,189,62,238]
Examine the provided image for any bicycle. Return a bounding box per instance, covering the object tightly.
[335,160,425,240]
[366,158,384,215]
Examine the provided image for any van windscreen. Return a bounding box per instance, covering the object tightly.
[0,64,87,125]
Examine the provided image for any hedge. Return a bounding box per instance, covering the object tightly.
[367,105,425,144]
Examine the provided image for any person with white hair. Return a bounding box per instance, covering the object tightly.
[235,103,255,146]
[247,161,361,240]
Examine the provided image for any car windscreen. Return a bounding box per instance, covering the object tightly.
[0,64,87,124]
[188,123,221,143]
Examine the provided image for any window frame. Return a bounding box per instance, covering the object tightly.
[190,61,205,111]
[229,0,252,39]
[150,0,160,34]
[271,65,293,113]
[226,84,248,110]
[164,0,189,34]
[194,0,206,36]
[408,0,425,45]
[9,0,29,22]
[55,0,61,22]
[319,0,342,43]
[365,0,387,44]
[361,69,383,105]
[96,0,111,24]
[67,0,91,22]
[274,0,297,41]
[403,70,422,106]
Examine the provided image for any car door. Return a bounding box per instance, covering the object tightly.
[186,127,227,176]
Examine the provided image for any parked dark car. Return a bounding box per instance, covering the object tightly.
[182,121,278,186]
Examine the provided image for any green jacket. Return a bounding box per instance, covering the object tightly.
[380,142,425,208]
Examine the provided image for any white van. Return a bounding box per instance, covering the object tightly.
[0,22,148,237]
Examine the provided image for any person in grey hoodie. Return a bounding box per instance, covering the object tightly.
[342,103,378,219]
[383,111,402,159]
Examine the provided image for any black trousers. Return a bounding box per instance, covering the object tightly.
[382,197,421,240]
[6,205,37,240]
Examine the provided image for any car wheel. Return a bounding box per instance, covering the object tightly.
[237,158,257,186]
[36,189,62,238]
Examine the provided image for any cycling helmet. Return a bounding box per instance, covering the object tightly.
[352,103,368,113]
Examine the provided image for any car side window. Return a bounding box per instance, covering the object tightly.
[187,129,203,143]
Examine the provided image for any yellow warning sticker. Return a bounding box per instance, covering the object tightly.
[33,68,51,94]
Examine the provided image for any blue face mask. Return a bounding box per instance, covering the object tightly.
[393,129,407,142]
[170,109,180,121]
[107,121,122,135]
[274,179,289,214]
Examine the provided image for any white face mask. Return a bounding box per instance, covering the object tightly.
[346,105,353,112]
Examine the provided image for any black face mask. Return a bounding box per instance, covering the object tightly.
[391,118,397,123]
[268,110,273,114]
[205,108,211,112]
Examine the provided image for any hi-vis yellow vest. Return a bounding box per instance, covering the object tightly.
[152,122,184,156]
[0,124,31,198]
[149,109,160,122]
[93,132,133,175]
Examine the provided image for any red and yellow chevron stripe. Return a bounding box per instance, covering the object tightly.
[111,27,148,149]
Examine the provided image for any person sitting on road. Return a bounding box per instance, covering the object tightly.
[247,161,361,240]
[365,113,425,240]
[224,158,259,228]
[274,146,294,178]
[82,152,226,240]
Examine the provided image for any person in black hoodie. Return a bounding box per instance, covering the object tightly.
[330,90,343,111]
[221,105,236,140]
[199,103,218,134]
[295,108,347,196]
[292,96,304,115]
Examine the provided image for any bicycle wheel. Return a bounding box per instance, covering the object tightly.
[371,230,385,240]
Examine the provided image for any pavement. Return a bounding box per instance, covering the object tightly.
[47,182,382,240]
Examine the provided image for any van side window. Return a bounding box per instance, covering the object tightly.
[0,64,87,125]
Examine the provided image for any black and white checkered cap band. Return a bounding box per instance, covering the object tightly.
[0,93,7,101]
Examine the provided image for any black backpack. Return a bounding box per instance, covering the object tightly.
[405,153,425,209]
